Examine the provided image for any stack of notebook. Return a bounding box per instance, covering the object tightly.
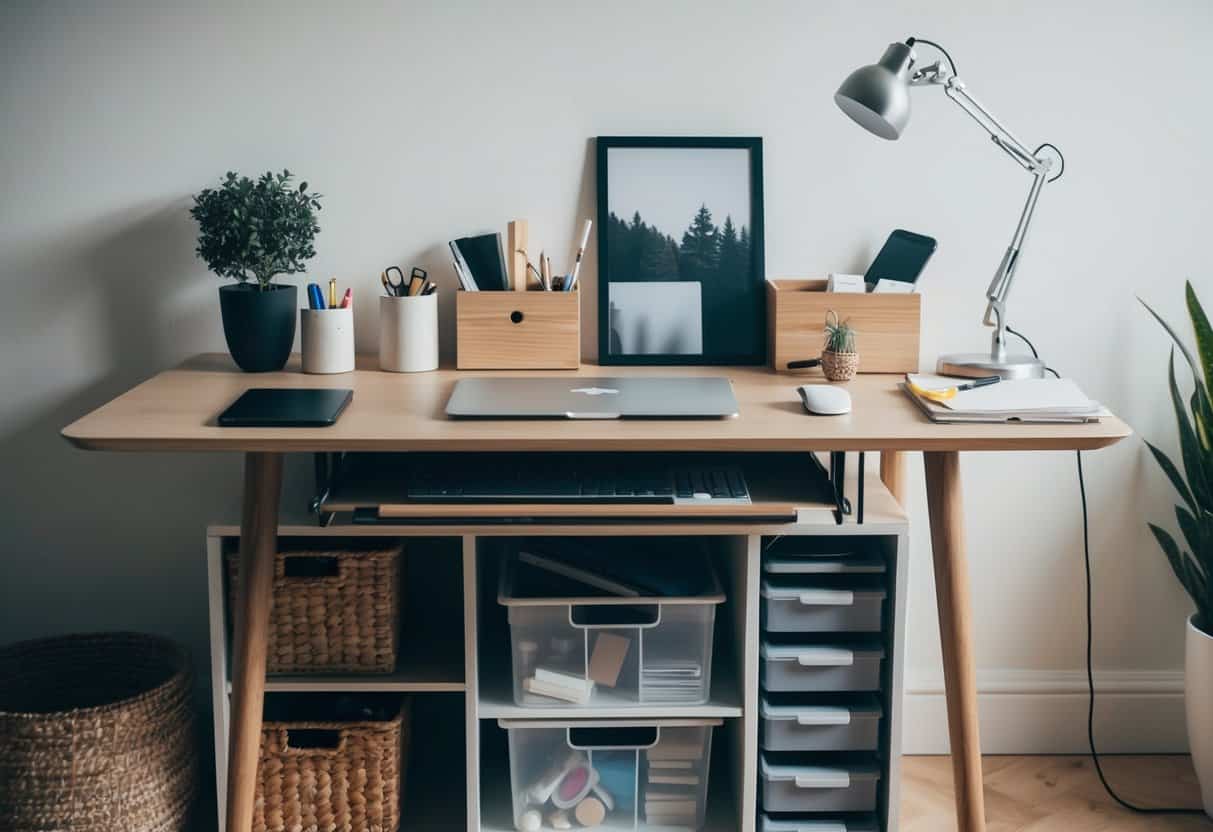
[644,736,704,829]
[903,374,1104,424]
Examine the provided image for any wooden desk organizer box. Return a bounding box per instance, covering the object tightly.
[454,219,580,369]
[767,278,921,373]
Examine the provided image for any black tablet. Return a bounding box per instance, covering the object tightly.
[218,388,353,427]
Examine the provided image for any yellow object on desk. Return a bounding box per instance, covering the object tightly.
[906,373,1001,403]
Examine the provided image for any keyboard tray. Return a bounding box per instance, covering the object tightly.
[322,452,836,523]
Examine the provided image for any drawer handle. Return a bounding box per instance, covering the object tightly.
[797,589,854,606]
[567,725,659,750]
[510,310,524,324]
[795,708,852,726]
[793,770,851,790]
[796,648,854,666]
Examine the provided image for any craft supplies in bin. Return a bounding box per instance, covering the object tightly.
[227,542,403,674]
[500,718,718,831]
[0,633,196,832]
[498,543,725,707]
[254,694,408,832]
[759,756,881,814]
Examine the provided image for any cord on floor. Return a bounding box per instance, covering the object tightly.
[1007,324,1204,815]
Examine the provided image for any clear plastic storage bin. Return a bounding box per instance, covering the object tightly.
[759,643,884,692]
[761,579,886,633]
[759,695,882,751]
[759,757,881,814]
[499,553,725,707]
[500,718,718,831]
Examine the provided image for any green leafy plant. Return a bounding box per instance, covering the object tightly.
[824,309,857,353]
[190,170,322,289]
[1141,280,1213,634]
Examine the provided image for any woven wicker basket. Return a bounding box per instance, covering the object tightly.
[253,698,408,832]
[821,349,859,381]
[0,632,196,832]
[228,543,403,674]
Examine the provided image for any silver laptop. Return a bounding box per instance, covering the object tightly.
[446,376,739,419]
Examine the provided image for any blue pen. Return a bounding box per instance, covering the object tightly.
[307,283,326,310]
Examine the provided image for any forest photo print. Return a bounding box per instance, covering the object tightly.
[597,138,765,364]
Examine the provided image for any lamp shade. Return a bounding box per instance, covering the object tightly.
[834,41,915,140]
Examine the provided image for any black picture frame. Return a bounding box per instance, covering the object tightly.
[596,136,766,365]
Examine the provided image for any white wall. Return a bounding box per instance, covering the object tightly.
[3,0,1210,754]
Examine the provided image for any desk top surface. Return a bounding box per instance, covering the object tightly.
[62,354,1132,453]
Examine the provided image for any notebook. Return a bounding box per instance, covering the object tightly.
[903,375,1103,424]
[218,388,353,427]
[451,232,510,290]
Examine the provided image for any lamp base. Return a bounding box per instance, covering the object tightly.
[936,352,1046,380]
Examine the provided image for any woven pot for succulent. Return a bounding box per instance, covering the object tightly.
[0,632,196,832]
[227,543,403,674]
[253,697,408,832]
[822,310,859,381]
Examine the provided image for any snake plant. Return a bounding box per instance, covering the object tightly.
[1141,281,1213,635]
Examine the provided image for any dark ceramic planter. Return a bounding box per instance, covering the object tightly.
[218,283,297,372]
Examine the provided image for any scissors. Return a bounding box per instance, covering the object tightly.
[381,266,407,297]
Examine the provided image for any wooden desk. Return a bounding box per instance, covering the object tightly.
[63,355,1131,832]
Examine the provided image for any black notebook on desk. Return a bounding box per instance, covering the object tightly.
[218,388,353,427]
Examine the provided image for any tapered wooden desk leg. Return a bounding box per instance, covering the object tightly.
[923,451,986,832]
[880,450,907,507]
[225,452,283,832]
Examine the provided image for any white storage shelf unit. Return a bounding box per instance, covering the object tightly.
[204,479,907,832]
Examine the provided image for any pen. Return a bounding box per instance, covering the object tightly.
[567,219,592,291]
[422,282,437,296]
[328,278,337,308]
[340,288,352,309]
[307,283,326,310]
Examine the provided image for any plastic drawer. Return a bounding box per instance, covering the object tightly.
[500,553,724,708]
[760,757,881,814]
[759,643,884,692]
[500,718,718,831]
[759,695,882,751]
[759,813,879,832]
[761,579,886,633]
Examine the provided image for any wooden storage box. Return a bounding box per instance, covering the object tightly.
[456,290,580,369]
[253,695,408,832]
[767,278,920,373]
[227,543,402,674]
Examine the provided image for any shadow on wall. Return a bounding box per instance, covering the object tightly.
[1,201,311,816]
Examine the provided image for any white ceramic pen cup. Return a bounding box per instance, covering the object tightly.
[379,293,438,372]
[300,307,355,374]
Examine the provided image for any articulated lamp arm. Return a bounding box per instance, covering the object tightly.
[912,58,1058,361]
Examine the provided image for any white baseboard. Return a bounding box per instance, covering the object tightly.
[902,670,1188,755]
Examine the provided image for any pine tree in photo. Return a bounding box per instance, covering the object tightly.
[679,204,719,282]
[716,215,746,281]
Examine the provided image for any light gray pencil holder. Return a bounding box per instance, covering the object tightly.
[301,307,355,374]
[380,294,438,372]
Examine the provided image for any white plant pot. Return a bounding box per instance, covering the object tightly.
[1187,614,1213,818]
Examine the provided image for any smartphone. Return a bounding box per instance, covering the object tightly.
[864,229,937,289]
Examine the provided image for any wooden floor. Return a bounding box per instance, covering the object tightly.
[901,756,1210,831]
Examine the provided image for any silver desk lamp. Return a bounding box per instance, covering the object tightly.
[835,38,1061,379]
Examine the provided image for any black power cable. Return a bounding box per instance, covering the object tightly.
[1006,325,1204,816]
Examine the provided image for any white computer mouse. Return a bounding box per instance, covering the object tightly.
[798,384,852,415]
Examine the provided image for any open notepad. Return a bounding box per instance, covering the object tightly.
[904,374,1104,424]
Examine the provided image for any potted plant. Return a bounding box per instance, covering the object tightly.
[821,310,859,381]
[190,170,322,372]
[1141,280,1213,819]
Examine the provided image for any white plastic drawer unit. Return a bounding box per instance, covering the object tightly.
[499,551,724,707]
[500,718,719,831]
[758,813,879,831]
[759,643,884,692]
[759,757,881,814]
[759,695,882,752]
[761,579,886,633]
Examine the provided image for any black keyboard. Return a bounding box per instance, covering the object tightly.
[405,460,750,505]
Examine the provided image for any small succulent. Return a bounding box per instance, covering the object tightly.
[824,310,857,354]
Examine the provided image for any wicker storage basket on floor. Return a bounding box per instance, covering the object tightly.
[253,696,409,832]
[227,543,403,674]
[0,632,196,832]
